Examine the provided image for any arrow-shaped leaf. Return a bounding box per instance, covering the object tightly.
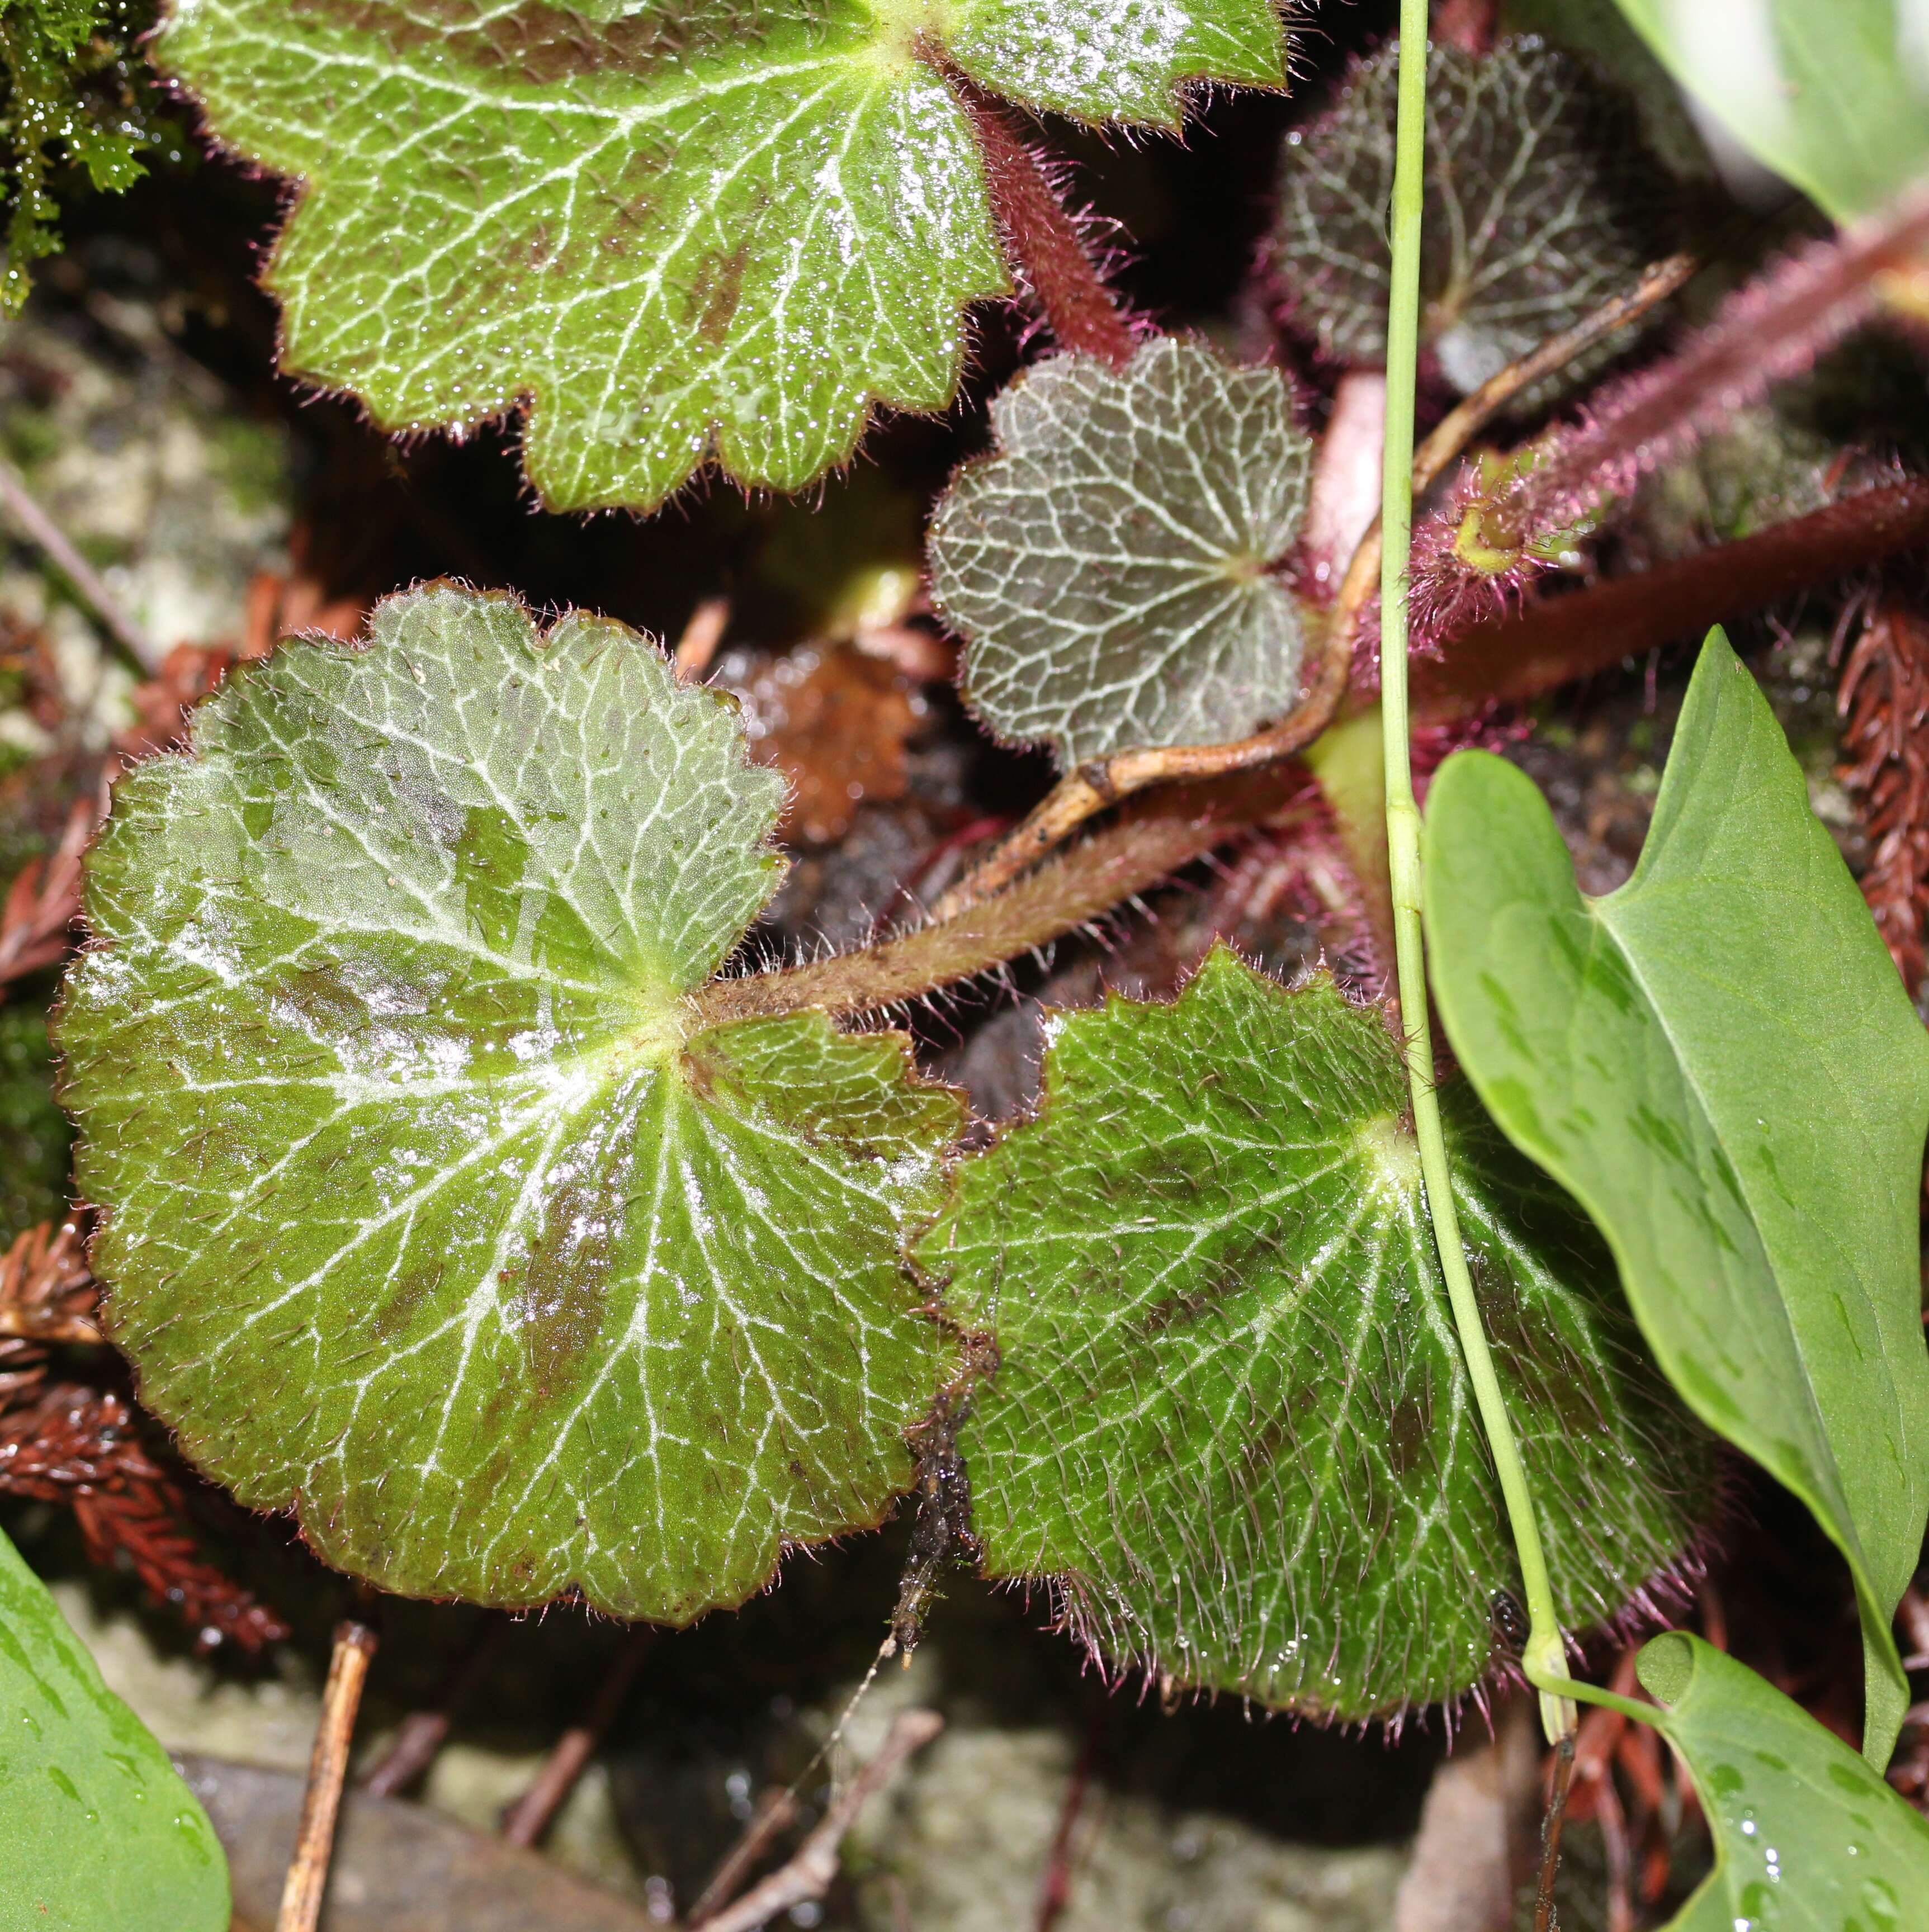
[58,583,963,1620]
[0,1524,229,1929]
[1424,630,1929,1764]
[1632,1633,1929,1930]
[1611,0,1929,220]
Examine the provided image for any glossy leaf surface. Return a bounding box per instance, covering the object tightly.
[1271,38,1665,394]
[1612,0,1929,219]
[153,0,1285,512]
[1634,1633,1929,1930]
[0,1525,229,1929]
[58,583,962,1619]
[928,339,1314,767]
[920,948,1714,1720]
[1424,630,1929,1763]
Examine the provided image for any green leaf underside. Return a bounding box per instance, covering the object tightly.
[58,583,963,1620]
[1271,37,1663,394]
[1612,0,1929,220]
[1424,631,1929,1765]
[0,1525,229,1930]
[1633,1634,1929,1932]
[928,339,1315,768]
[153,1,1285,513]
[921,948,1713,1721]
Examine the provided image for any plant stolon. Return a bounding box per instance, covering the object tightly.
[1377,2,1576,1748]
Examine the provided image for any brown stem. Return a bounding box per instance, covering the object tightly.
[696,1711,943,1932]
[932,610,1355,918]
[1417,478,1929,720]
[951,77,1136,369]
[687,1788,801,1927]
[1419,254,1699,497]
[693,766,1307,1025]
[0,456,162,671]
[1532,1732,1577,1932]
[276,1621,379,1932]
[930,255,1695,921]
[499,1626,653,1849]
[361,1616,507,1799]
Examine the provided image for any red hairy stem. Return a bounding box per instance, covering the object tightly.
[952,78,1137,368]
[1416,479,1929,720]
[1434,0,1497,54]
[1413,198,1929,635]
[1838,602,1929,994]
[1519,198,1929,532]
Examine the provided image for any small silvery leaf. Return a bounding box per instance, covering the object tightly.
[1271,37,1668,394]
[929,338,1315,768]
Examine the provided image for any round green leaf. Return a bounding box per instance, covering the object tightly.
[58,583,963,1619]
[919,948,1714,1720]
[928,339,1315,768]
[153,0,1287,512]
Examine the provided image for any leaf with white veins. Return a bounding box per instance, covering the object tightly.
[919,948,1715,1720]
[57,582,963,1619]
[153,0,1287,512]
[928,339,1316,768]
[1270,38,1668,394]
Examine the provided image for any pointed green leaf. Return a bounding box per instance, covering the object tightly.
[918,947,1714,1720]
[1611,0,1929,219]
[927,339,1315,768]
[1632,1633,1929,1931]
[1423,630,1929,1765]
[57,583,963,1620]
[1270,39,1666,394]
[152,1,1287,513]
[0,1524,229,1929]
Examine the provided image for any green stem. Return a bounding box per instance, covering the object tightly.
[1378,3,1576,1746]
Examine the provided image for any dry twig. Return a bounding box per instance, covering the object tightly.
[673,596,732,682]
[277,1621,380,1932]
[0,788,101,985]
[500,1625,654,1848]
[696,1710,943,1932]
[0,455,162,671]
[361,1616,507,1798]
[687,1787,801,1928]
